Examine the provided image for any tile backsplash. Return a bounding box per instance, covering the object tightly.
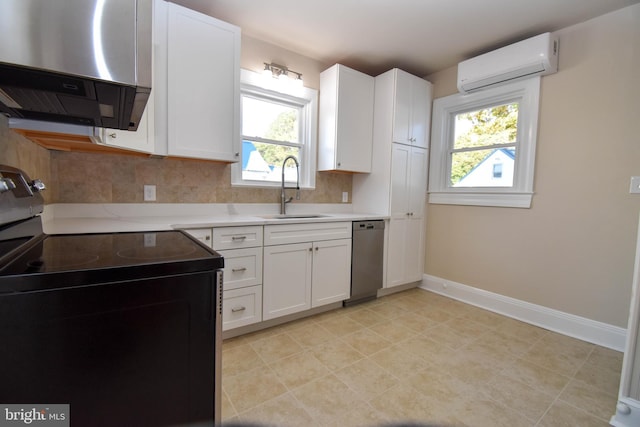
[0,116,52,203]
[1,117,351,204]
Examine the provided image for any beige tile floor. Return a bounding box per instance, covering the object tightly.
[221,288,622,427]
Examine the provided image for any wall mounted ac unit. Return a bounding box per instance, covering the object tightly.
[457,32,559,93]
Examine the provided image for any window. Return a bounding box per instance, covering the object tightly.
[492,162,503,179]
[428,77,541,208]
[232,69,317,188]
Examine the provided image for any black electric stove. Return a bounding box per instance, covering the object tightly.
[0,165,224,427]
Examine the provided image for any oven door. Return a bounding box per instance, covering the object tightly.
[0,270,221,427]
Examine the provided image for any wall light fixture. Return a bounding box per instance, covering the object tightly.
[263,62,303,87]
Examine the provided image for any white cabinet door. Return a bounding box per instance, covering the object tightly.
[100,90,155,154]
[392,70,413,147]
[311,238,352,307]
[263,242,312,320]
[392,69,432,148]
[404,217,426,283]
[386,217,407,288]
[390,143,411,220]
[387,144,428,288]
[410,78,432,149]
[218,247,263,291]
[212,226,263,250]
[160,2,240,162]
[223,285,262,331]
[408,146,428,219]
[318,64,374,173]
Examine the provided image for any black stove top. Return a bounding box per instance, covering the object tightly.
[0,230,224,292]
[0,165,223,293]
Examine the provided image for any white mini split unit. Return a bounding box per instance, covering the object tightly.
[457,32,559,93]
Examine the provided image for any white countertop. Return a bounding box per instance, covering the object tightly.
[43,203,388,234]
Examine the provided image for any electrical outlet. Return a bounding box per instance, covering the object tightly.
[342,191,349,203]
[143,233,157,247]
[144,185,156,201]
[630,177,640,194]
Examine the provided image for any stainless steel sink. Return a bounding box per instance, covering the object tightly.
[260,214,329,220]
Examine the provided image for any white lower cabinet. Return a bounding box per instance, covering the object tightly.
[311,239,352,307]
[222,285,262,331]
[182,228,212,247]
[220,247,262,290]
[188,222,353,329]
[263,222,352,321]
[212,226,264,331]
[263,242,313,320]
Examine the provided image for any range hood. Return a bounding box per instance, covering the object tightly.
[0,0,152,131]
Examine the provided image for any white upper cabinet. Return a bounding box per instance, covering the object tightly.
[390,68,432,148]
[318,64,374,173]
[154,0,240,162]
[99,89,156,154]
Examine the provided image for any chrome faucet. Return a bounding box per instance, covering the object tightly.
[280,155,300,215]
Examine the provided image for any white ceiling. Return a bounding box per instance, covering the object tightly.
[173,0,640,76]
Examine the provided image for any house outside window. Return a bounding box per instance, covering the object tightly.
[232,69,317,188]
[493,162,503,179]
[428,77,541,208]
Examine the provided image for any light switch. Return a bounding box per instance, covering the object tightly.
[630,177,640,194]
[342,192,349,203]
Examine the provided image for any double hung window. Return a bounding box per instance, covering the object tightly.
[428,77,541,208]
[232,69,317,188]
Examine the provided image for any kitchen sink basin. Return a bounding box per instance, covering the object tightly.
[260,214,329,220]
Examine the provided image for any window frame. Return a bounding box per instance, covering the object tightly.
[232,68,317,189]
[428,77,541,208]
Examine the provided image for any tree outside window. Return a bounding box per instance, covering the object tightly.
[232,68,318,188]
[428,77,541,208]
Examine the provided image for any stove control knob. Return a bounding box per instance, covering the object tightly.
[0,177,16,193]
[30,179,46,192]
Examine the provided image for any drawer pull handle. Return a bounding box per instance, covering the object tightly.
[232,267,247,273]
[231,306,246,313]
[231,236,247,241]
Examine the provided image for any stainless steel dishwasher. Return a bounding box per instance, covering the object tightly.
[344,220,385,306]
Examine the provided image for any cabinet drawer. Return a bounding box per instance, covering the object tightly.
[218,247,262,291]
[264,222,351,246]
[223,285,262,331]
[213,226,263,250]
[182,228,212,248]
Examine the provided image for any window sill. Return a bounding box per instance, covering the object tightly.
[428,192,533,208]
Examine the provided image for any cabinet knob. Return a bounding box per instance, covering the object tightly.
[231,236,247,241]
[337,162,341,167]
[231,267,247,273]
[231,306,246,313]
[205,235,211,240]
[109,133,117,139]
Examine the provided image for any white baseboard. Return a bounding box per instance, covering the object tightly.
[421,274,626,351]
